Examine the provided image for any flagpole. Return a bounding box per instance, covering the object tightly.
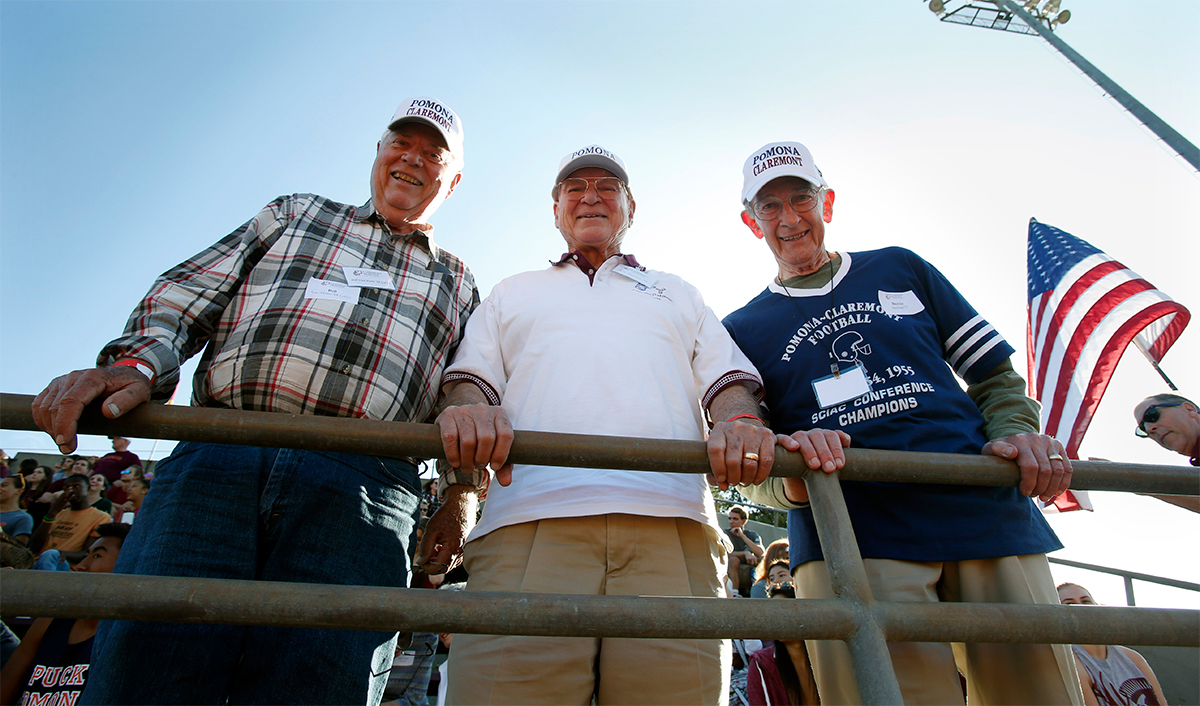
[1134,340,1180,391]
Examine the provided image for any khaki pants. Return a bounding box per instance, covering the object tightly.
[796,554,1084,705]
[447,514,730,705]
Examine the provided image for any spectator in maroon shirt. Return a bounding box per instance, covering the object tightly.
[90,437,140,485]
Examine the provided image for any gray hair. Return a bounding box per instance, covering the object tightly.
[1142,393,1194,408]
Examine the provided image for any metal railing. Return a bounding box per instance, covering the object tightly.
[2,393,1197,704]
[1047,556,1200,607]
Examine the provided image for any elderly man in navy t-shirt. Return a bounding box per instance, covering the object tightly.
[727,141,1083,706]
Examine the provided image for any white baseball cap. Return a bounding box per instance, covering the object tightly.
[388,97,465,162]
[741,141,826,204]
[555,144,629,184]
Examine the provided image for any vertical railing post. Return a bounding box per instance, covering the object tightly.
[805,472,905,705]
[1124,576,1137,606]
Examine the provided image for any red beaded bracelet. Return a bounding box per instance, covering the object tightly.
[726,413,764,425]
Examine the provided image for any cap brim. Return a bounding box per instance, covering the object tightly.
[556,156,629,184]
[742,172,823,204]
[388,116,460,156]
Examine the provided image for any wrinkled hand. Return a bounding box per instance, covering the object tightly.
[778,429,852,504]
[436,403,515,486]
[981,432,1071,503]
[414,486,477,575]
[32,367,152,453]
[707,419,778,490]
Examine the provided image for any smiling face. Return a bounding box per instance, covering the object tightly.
[370,122,461,232]
[742,176,835,280]
[88,474,107,493]
[553,167,634,264]
[1134,399,1200,456]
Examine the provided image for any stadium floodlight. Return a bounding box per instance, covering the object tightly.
[924,0,1199,172]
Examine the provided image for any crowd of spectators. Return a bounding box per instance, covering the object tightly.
[0,440,153,702]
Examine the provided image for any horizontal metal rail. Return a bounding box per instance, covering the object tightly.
[1048,557,1200,593]
[5,391,1197,705]
[2,572,1194,647]
[3,394,1195,495]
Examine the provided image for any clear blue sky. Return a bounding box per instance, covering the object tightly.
[2,1,1197,607]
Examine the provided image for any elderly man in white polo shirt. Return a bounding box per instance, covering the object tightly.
[424,145,847,705]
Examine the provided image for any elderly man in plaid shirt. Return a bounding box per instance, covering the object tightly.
[31,97,485,706]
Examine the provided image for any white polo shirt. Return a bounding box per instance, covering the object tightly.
[444,253,763,543]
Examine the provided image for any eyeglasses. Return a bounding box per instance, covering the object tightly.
[1135,403,1182,437]
[750,189,821,221]
[557,177,625,200]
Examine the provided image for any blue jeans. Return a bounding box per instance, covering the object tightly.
[81,443,421,705]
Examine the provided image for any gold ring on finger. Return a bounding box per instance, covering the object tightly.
[743,452,759,462]
[1048,454,1064,462]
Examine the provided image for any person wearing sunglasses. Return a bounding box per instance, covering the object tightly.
[434,144,847,705]
[1134,394,1199,465]
[1132,394,1200,513]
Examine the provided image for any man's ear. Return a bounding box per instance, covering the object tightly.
[443,172,463,200]
[823,189,836,223]
[740,211,764,240]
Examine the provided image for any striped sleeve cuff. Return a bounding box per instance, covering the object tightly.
[443,371,501,406]
[702,370,764,410]
[943,316,1012,383]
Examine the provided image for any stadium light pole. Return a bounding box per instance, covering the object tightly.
[927,0,1200,172]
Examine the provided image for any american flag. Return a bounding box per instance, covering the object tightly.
[1027,219,1190,460]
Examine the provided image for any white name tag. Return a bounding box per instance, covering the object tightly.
[878,290,924,316]
[812,363,872,408]
[341,266,396,290]
[614,264,658,288]
[394,652,416,667]
[305,277,360,303]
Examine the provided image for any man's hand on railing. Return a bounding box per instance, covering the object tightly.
[415,485,478,575]
[31,366,152,453]
[436,381,515,485]
[778,429,852,504]
[981,432,1072,503]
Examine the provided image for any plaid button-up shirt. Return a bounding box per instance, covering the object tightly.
[100,193,479,436]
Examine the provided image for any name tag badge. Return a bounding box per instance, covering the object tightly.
[305,277,360,304]
[878,290,925,316]
[812,363,872,408]
[342,266,396,290]
[394,652,416,667]
[614,264,657,288]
